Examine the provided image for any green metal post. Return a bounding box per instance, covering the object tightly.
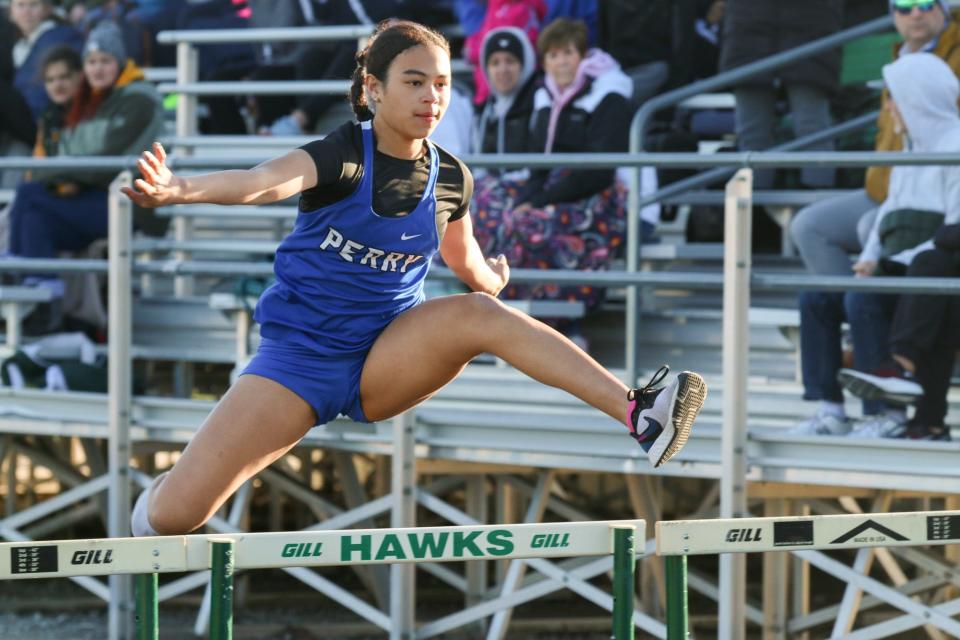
[209,539,235,640]
[134,573,158,640]
[612,525,636,640]
[665,555,689,639]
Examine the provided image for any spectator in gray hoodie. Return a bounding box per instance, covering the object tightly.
[793,53,960,438]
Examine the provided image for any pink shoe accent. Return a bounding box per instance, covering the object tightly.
[626,397,639,436]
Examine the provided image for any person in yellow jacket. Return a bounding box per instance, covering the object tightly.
[790,0,960,277]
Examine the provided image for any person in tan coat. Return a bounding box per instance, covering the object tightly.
[790,0,960,277]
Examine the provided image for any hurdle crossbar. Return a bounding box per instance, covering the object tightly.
[0,520,644,639]
[657,510,960,639]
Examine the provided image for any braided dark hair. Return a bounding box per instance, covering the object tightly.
[349,20,450,121]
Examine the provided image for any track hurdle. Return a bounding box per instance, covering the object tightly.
[657,509,960,639]
[0,519,644,639]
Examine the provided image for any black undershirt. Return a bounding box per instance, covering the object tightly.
[298,122,473,241]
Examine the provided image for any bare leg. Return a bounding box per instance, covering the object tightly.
[147,374,316,534]
[361,293,629,422]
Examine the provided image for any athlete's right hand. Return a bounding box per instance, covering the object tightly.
[121,142,184,208]
[486,253,510,295]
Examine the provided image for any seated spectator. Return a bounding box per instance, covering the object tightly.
[0,44,82,253]
[472,26,538,161]
[11,0,83,120]
[464,0,546,105]
[790,0,960,280]
[471,18,631,334]
[792,53,960,438]
[720,0,840,190]
[838,232,960,442]
[33,45,83,159]
[7,21,165,329]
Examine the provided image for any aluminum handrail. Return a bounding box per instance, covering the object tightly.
[163,136,317,147]
[2,258,958,297]
[8,150,960,171]
[157,80,351,96]
[156,24,374,45]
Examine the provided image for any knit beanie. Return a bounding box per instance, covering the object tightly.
[83,21,127,64]
[483,28,526,69]
[890,0,952,20]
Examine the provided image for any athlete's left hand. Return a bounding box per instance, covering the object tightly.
[487,253,510,295]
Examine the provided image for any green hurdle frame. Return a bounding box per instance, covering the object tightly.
[3,520,643,640]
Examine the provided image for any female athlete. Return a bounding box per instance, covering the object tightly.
[123,20,707,536]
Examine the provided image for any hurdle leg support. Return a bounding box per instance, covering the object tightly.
[209,539,235,640]
[135,573,158,640]
[666,555,689,640]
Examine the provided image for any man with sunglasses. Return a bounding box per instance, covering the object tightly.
[789,0,960,436]
[792,0,959,285]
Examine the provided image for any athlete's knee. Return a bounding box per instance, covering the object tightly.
[147,475,212,535]
[462,291,508,317]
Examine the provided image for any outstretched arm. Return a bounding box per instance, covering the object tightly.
[121,142,319,207]
[439,212,509,296]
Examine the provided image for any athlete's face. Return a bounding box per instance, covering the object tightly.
[369,44,451,140]
[44,60,82,106]
[84,50,121,92]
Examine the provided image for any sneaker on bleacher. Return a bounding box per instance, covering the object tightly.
[847,413,908,439]
[838,364,923,405]
[788,410,851,436]
[898,423,952,441]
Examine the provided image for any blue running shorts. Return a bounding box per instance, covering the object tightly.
[240,337,370,425]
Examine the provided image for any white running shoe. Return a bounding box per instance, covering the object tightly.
[848,414,908,438]
[627,366,708,468]
[838,368,923,404]
[788,410,852,436]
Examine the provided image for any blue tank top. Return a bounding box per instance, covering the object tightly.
[255,121,441,355]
